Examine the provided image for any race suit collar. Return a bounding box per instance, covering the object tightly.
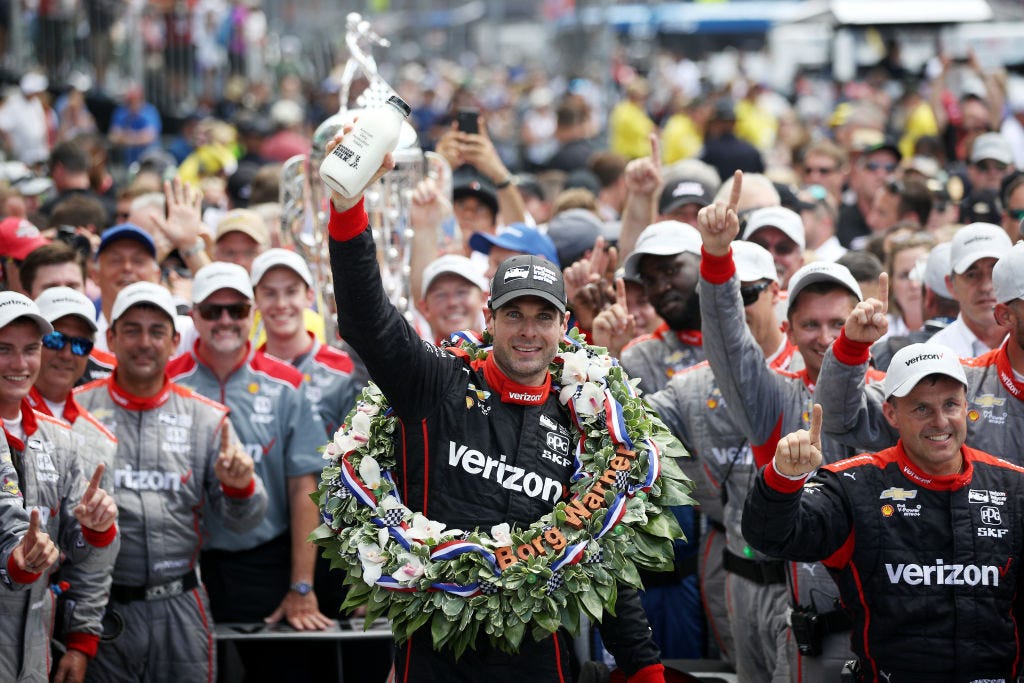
[107,374,173,411]
[653,322,702,347]
[995,343,1024,400]
[2,399,40,451]
[481,353,551,405]
[895,440,971,491]
[27,386,80,423]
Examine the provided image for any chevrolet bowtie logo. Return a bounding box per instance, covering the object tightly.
[973,394,1006,408]
[880,487,918,501]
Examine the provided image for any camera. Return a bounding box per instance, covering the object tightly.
[55,225,92,260]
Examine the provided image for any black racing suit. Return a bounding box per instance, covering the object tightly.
[743,442,1024,682]
[329,199,663,683]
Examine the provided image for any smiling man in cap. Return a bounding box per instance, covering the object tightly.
[77,280,265,683]
[744,341,1024,680]
[930,222,1011,358]
[324,137,667,682]
[742,206,806,289]
[167,261,334,680]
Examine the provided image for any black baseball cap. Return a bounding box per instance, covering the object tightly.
[658,177,714,215]
[488,254,566,313]
[452,166,499,217]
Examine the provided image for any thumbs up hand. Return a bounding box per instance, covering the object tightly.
[11,509,58,577]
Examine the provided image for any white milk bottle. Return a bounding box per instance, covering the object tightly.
[319,95,412,198]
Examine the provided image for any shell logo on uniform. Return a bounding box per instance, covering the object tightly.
[303,373,312,383]
[248,382,259,394]
[968,409,980,422]
[706,398,718,409]
[881,504,895,517]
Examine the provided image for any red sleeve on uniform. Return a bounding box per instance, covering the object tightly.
[5,554,40,585]
[66,632,100,658]
[222,478,256,499]
[327,197,368,242]
[81,523,117,548]
[751,415,784,468]
[832,329,872,367]
[626,663,666,683]
[764,460,810,494]
[699,246,735,285]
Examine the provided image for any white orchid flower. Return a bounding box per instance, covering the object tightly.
[358,540,387,585]
[490,522,512,546]
[359,455,382,490]
[356,401,380,416]
[406,513,446,541]
[586,355,613,382]
[323,441,341,461]
[392,552,425,584]
[565,382,605,416]
[559,349,590,384]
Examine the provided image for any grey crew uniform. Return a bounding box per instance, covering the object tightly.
[818,341,1024,464]
[267,334,358,438]
[75,377,268,683]
[701,263,859,682]
[620,324,704,395]
[0,405,119,683]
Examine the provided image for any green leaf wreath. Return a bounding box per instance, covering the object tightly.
[311,328,693,658]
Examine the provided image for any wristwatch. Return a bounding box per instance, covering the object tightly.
[289,581,313,596]
[494,174,519,190]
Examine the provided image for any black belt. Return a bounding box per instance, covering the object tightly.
[111,570,199,602]
[722,549,787,585]
[707,519,726,534]
[815,607,852,634]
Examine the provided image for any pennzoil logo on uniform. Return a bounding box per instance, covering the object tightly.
[880,487,917,502]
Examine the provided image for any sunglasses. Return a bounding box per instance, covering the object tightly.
[804,166,837,176]
[1008,208,1024,222]
[864,161,897,173]
[42,331,94,356]
[975,160,1009,173]
[740,280,772,306]
[196,302,251,321]
[751,239,799,257]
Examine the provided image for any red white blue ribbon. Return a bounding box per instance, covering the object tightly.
[595,493,628,539]
[340,456,378,507]
[603,389,633,450]
[430,539,501,575]
[375,576,419,592]
[628,439,661,495]
[430,581,482,597]
[550,541,587,571]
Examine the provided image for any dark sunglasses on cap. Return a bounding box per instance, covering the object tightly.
[864,161,898,173]
[42,331,94,356]
[975,160,1008,173]
[740,280,772,306]
[196,302,252,321]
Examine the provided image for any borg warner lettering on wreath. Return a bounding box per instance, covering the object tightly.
[491,445,639,570]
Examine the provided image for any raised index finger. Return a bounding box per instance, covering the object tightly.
[648,133,660,166]
[615,277,627,308]
[220,424,230,454]
[27,509,40,538]
[809,403,823,448]
[877,271,889,314]
[728,170,743,214]
[85,464,104,497]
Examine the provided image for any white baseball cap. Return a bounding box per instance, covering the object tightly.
[110,282,178,330]
[731,240,777,283]
[742,206,806,251]
[192,262,254,304]
[921,242,954,299]
[251,248,313,289]
[950,223,1012,275]
[786,261,862,314]
[34,287,97,331]
[884,342,967,399]
[969,132,1013,165]
[421,254,487,296]
[0,291,52,335]
[993,241,1024,304]
[623,221,702,280]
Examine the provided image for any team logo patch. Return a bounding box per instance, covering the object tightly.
[248,382,259,394]
[980,506,1002,526]
[968,409,980,422]
[880,487,917,501]
[881,504,895,517]
[973,394,1006,408]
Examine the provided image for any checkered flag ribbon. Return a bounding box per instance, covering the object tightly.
[614,470,629,490]
[479,581,499,596]
[334,484,352,500]
[586,548,604,564]
[545,570,564,594]
[380,508,405,526]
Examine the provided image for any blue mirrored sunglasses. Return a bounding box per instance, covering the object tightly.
[41,331,94,357]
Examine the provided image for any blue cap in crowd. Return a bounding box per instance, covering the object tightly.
[97,223,157,259]
[469,223,560,267]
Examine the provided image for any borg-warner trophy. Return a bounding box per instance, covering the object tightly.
[280,13,451,343]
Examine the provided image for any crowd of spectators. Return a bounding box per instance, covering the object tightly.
[3,15,1024,680]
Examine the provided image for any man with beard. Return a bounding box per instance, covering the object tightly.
[619,221,704,395]
[166,263,332,682]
